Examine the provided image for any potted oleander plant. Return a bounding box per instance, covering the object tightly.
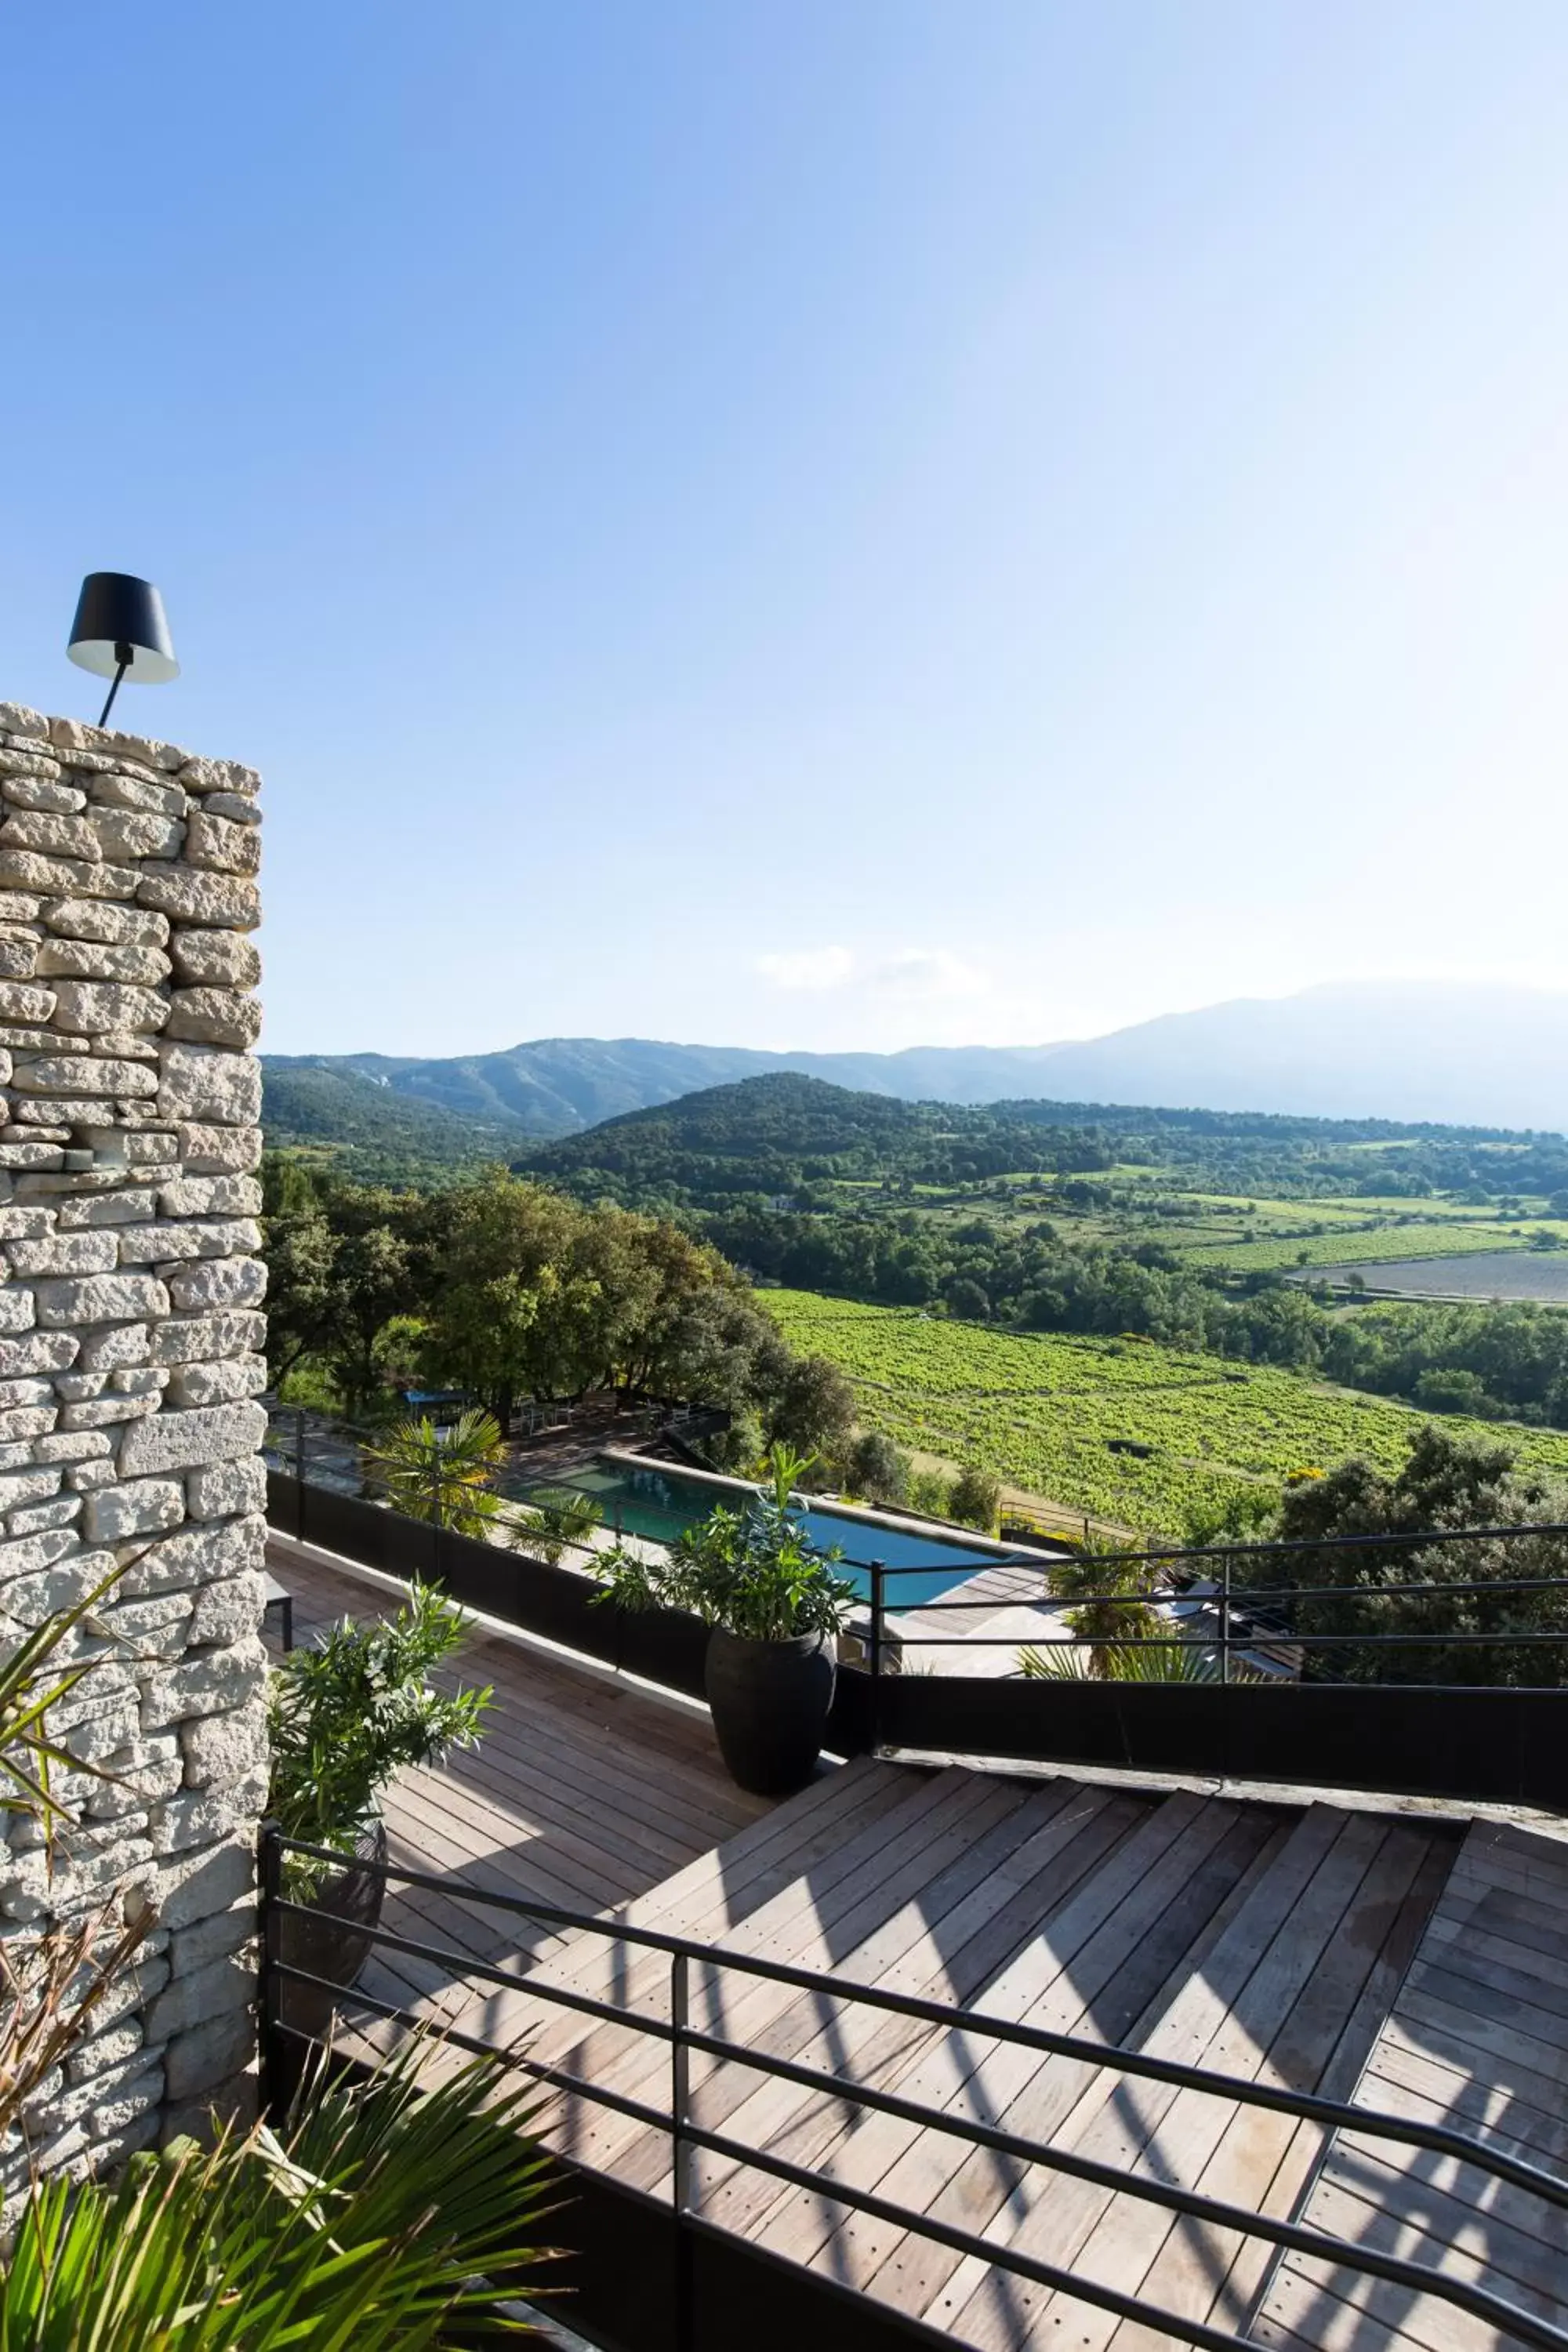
[267,1581,492,2033]
[593,1447,855,1794]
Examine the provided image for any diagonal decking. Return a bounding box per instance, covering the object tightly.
[267,1541,1568,2350]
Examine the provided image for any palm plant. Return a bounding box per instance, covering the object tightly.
[1046,1536,1164,1675]
[514,1486,604,1566]
[1019,1637,1261,1683]
[361,1410,508,1541]
[267,1581,492,1889]
[0,2036,561,2345]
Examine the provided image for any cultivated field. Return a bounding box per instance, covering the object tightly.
[764,1288,1568,1534]
[1304,1250,1568,1303]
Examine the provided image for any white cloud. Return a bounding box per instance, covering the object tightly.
[754,945,856,992]
[865,949,989,1003]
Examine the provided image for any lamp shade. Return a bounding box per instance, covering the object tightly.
[67,572,179,685]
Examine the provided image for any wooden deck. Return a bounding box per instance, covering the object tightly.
[266,1541,1568,2350]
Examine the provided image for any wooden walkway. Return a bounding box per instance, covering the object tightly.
[1254,1817,1568,2352]
[266,1542,1568,2350]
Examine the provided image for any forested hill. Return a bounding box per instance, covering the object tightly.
[517,1072,1561,1208]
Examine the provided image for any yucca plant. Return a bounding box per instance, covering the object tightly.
[0,1559,130,1832]
[0,2036,561,2346]
[361,1410,509,1541]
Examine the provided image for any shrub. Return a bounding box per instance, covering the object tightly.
[949,1465,1002,1534]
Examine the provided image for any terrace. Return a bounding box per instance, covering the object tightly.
[262,1462,1568,2352]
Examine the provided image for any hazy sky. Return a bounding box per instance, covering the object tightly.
[5,3,1568,1058]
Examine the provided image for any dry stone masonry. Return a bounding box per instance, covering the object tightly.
[0,700,267,2180]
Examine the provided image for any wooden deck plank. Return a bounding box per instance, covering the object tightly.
[1101,1827,1449,2352]
[941,1804,1371,2349]
[1253,1814,1568,2352]
[746,1791,1247,2297]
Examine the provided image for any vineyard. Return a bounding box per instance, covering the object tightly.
[1172,1220,1555,1274]
[764,1288,1568,1534]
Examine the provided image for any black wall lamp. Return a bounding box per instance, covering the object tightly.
[67,572,179,728]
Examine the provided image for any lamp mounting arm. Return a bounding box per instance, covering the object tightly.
[97,641,133,729]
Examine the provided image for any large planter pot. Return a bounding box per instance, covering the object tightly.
[705,1628,837,1795]
[277,1819,387,2042]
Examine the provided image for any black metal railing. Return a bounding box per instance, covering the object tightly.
[259,1823,1568,2352]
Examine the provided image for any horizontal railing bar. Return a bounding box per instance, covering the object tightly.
[266,1958,676,2140]
[263,1838,1568,2210]
[871,1519,1568,1573]
[676,2114,1568,2352]
[269,1962,1555,2352]
[885,1630,1568,1649]
[894,1573,1568,1609]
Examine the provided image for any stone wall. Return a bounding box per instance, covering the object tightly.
[0,699,267,2179]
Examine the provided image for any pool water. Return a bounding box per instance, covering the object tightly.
[541,1460,997,1608]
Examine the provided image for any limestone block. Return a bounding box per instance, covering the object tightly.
[185,1566,266,1647]
[142,1944,256,2047]
[85,771,187,817]
[118,1400,267,1475]
[0,893,40,923]
[139,1637,267,1730]
[87,810,185,863]
[175,756,260,797]
[116,1217,260,1265]
[165,1356,267,1408]
[2,779,82,812]
[162,989,262,1050]
[0,1205,50,1243]
[49,720,181,770]
[0,1331,78,1376]
[198,793,260,828]
[83,1479,186,1543]
[148,1770,267,1859]
[0,983,56,1023]
[66,1461,117,1491]
[0,1466,64,1514]
[13,1099,117,1126]
[109,1367,168,1395]
[183,811,260,877]
[0,1039,82,1065]
[32,1272,171,1326]
[60,1394,161,1430]
[186,1455,267,1521]
[158,1175,261,1218]
[62,2019,145,2084]
[41,898,169,946]
[149,1309,267,1365]
[162,2008,256,2103]
[128,1831,254,1932]
[0,1405,56,1439]
[0,931,41,980]
[168,1900,256,1974]
[121,1133,180,1163]
[38,940,171,983]
[0,851,139,900]
[0,705,46,738]
[0,1377,54,1406]
[49,981,169,1036]
[59,1190,157,1229]
[32,1431,113,1464]
[136,868,260,931]
[13,1055,157,1098]
[165,1258,266,1311]
[0,1287,34,1334]
[173,1123,263,1174]
[165,930,261,989]
[156,1044,261,1127]
[0,812,100,861]
[9,1496,81,1536]
[11,1230,121,1275]
[181,1704,268,1789]
[0,1525,76,1581]
[78,1323,151,1369]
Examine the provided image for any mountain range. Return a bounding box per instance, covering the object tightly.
[261,978,1568,1148]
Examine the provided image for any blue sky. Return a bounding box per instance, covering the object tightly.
[5,2,1568,1058]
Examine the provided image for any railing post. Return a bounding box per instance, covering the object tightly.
[869,1560,885,1751]
[294,1407,306,1541]
[258,1818,285,2121]
[430,1452,443,1585]
[670,1948,693,2350]
[1219,1553,1232,1686]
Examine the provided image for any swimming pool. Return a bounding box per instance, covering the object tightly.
[535,1458,999,1608]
